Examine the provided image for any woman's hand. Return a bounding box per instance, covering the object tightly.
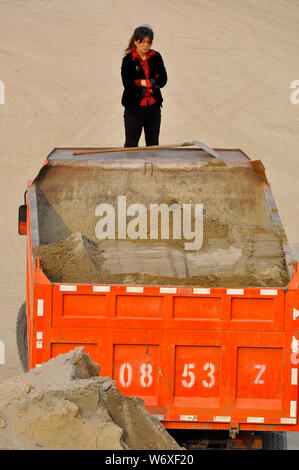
[134,79,152,88]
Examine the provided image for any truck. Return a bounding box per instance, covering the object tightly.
[17,142,299,449]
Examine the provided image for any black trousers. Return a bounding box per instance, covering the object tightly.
[124,103,161,147]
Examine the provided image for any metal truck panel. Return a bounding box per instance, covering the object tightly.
[27,271,299,432]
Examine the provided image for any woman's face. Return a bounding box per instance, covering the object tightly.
[134,36,152,56]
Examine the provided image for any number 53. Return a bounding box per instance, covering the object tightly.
[182,363,216,389]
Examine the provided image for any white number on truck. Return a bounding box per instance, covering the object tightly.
[181,362,216,389]
[119,361,218,390]
[140,363,153,388]
[119,363,154,388]
[254,364,266,384]
[119,363,133,387]
[202,362,216,388]
[182,363,196,388]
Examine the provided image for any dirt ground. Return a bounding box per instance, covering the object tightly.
[0,2,298,444]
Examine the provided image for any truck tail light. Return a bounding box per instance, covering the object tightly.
[18,204,27,235]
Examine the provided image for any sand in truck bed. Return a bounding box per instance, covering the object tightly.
[33,225,288,287]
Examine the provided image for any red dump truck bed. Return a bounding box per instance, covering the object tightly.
[21,145,299,440]
[28,260,299,433]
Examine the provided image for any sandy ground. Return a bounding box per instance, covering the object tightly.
[0,0,298,446]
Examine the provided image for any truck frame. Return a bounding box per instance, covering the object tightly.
[18,145,299,449]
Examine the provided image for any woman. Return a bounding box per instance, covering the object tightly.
[121,25,167,147]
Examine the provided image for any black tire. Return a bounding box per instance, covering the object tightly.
[262,431,287,450]
[16,302,28,372]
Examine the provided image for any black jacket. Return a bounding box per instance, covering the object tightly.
[121,50,167,112]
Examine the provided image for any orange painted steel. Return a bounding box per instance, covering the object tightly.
[27,251,299,432]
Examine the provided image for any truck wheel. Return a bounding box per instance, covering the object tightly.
[16,302,28,372]
[262,431,287,450]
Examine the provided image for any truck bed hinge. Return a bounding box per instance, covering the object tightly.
[229,422,239,439]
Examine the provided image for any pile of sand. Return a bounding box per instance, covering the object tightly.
[33,228,289,287]
[0,348,181,450]
[33,232,103,284]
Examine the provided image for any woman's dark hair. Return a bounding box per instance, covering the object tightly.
[125,25,154,55]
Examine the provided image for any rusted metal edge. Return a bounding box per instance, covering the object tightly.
[45,159,253,171]
[250,160,269,185]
